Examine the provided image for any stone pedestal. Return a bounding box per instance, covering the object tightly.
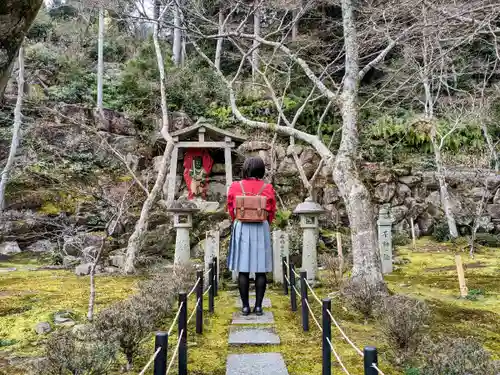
[272,230,289,284]
[205,230,220,287]
[377,205,394,274]
[294,198,325,282]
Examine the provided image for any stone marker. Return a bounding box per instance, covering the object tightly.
[165,201,199,266]
[232,311,275,325]
[235,297,271,308]
[272,230,289,284]
[204,230,220,287]
[228,327,280,345]
[377,204,394,274]
[226,353,289,375]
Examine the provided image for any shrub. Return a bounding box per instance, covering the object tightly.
[393,231,412,246]
[421,337,499,375]
[340,277,385,319]
[375,295,429,362]
[36,330,116,375]
[94,265,196,370]
[319,253,348,288]
[432,221,451,242]
[474,233,500,248]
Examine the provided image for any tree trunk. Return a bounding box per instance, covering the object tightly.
[124,11,173,274]
[214,10,224,70]
[0,0,43,99]
[481,122,499,172]
[252,1,260,82]
[333,0,386,292]
[87,241,105,321]
[0,46,24,212]
[172,2,182,66]
[96,7,104,112]
[430,128,459,239]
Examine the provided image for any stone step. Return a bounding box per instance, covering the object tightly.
[235,298,271,308]
[228,327,280,346]
[232,311,274,325]
[226,353,289,375]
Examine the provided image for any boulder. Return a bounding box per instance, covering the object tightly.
[54,311,75,326]
[390,205,409,224]
[398,175,422,187]
[392,183,411,206]
[487,204,500,220]
[63,233,105,256]
[0,241,21,255]
[393,219,410,233]
[393,165,411,176]
[286,144,303,156]
[374,169,395,183]
[103,266,120,274]
[240,141,271,152]
[422,172,439,190]
[417,212,434,235]
[323,185,340,205]
[95,108,137,136]
[299,148,320,178]
[75,263,92,276]
[109,253,126,268]
[169,111,193,132]
[35,322,51,335]
[425,191,443,217]
[468,187,488,200]
[63,255,79,267]
[278,157,297,176]
[26,240,55,253]
[374,183,396,203]
[191,239,206,258]
[475,216,494,233]
[219,219,232,237]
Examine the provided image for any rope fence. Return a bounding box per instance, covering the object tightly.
[138,258,218,375]
[282,257,386,375]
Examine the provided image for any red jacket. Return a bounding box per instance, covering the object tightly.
[227,179,277,223]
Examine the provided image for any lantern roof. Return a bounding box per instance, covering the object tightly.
[165,199,200,213]
[293,197,325,215]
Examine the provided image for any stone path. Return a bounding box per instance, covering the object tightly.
[226,294,289,375]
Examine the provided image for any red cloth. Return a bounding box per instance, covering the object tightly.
[183,149,214,199]
[227,179,277,223]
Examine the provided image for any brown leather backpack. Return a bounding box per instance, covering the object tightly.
[235,181,268,222]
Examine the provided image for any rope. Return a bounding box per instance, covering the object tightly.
[167,301,184,336]
[304,298,322,332]
[138,346,161,375]
[292,285,302,306]
[372,363,386,375]
[165,329,184,374]
[204,267,211,278]
[284,275,291,284]
[326,337,352,375]
[326,310,364,357]
[291,267,301,279]
[187,297,201,324]
[187,277,201,298]
[304,279,323,305]
[203,284,212,296]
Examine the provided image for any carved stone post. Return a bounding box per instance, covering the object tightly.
[377,205,394,274]
[272,230,289,284]
[166,201,199,266]
[204,230,220,288]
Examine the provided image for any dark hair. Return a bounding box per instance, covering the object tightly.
[242,156,266,179]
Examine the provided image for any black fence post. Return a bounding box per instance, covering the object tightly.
[153,331,168,375]
[282,257,288,295]
[208,262,215,313]
[178,292,187,375]
[322,298,332,375]
[300,270,309,332]
[364,346,378,375]
[196,270,203,334]
[213,256,218,297]
[289,262,297,312]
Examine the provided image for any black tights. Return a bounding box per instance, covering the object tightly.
[238,272,267,308]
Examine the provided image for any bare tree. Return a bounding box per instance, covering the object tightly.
[123,6,174,274]
[0,0,43,99]
[172,0,183,66]
[97,6,105,113]
[0,46,25,211]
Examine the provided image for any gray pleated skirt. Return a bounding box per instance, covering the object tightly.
[227,220,272,273]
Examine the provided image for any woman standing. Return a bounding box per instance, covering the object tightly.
[227,157,276,316]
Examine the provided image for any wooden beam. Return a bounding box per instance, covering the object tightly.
[176,141,235,148]
[198,127,205,142]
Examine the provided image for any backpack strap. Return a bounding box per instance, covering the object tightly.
[256,182,267,196]
[239,181,246,196]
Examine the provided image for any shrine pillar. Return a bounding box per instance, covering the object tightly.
[166,145,179,202]
[224,136,233,192]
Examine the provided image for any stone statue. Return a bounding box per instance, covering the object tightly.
[183,149,213,200]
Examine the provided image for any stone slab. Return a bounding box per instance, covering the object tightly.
[228,327,280,345]
[235,298,271,308]
[226,353,288,375]
[232,311,274,324]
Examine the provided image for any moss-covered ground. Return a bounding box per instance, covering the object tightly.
[1,237,499,374]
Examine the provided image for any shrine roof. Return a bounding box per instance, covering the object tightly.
[170,120,247,143]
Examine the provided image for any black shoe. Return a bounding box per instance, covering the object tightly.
[253,306,263,316]
[241,306,250,316]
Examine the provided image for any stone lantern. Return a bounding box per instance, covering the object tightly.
[165,200,199,266]
[293,197,325,281]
